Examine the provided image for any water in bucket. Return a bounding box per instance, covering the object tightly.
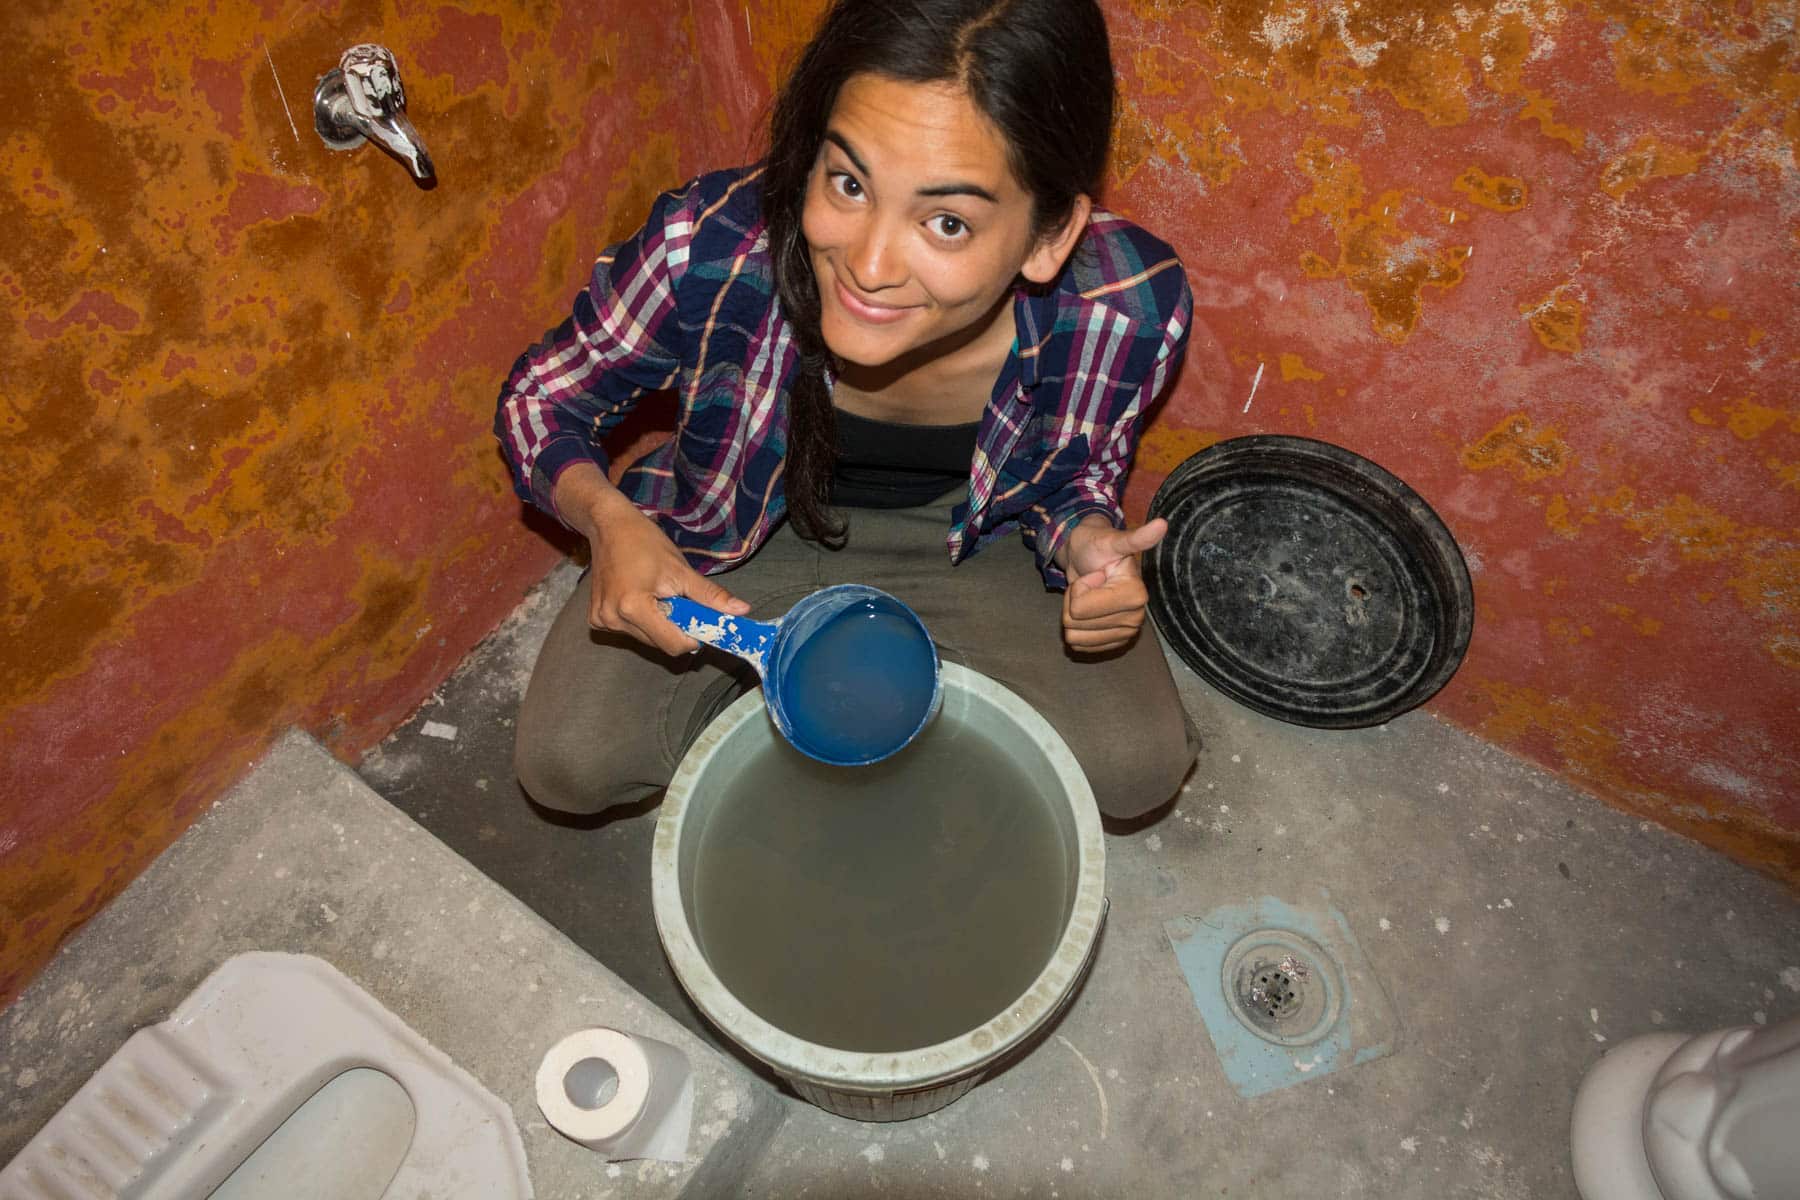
[691,717,1069,1053]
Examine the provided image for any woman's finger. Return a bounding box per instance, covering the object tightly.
[1064,595,1143,628]
[1067,588,1143,623]
[620,593,701,656]
[1064,614,1141,638]
[1066,577,1147,622]
[1062,599,1142,645]
[1066,620,1144,643]
[1064,626,1135,652]
[684,573,753,617]
[1124,516,1168,554]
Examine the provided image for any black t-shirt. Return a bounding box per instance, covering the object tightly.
[830,407,978,509]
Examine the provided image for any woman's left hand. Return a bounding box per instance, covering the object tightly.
[1059,514,1168,654]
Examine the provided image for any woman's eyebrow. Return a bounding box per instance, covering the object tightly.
[823,130,999,204]
[917,179,997,202]
[824,131,872,177]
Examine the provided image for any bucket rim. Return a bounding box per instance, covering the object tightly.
[651,661,1108,1092]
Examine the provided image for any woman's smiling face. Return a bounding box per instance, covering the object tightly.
[801,73,1081,370]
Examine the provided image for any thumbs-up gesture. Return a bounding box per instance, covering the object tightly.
[1059,514,1168,654]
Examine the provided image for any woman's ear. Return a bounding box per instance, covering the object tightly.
[1020,194,1093,285]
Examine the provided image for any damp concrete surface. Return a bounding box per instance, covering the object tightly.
[358,562,1800,1198]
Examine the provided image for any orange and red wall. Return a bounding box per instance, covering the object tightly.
[3,0,1795,1008]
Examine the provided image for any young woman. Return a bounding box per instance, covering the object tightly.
[496,0,1197,820]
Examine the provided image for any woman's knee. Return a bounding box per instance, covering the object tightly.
[1077,703,1196,821]
[513,720,656,816]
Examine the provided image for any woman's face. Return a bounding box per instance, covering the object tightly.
[801,73,1081,370]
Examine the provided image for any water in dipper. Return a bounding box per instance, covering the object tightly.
[780,598,936,763]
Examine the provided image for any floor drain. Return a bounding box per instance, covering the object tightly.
[1169,895,1398,1097]
[1236,956,1306,1026]
[1220,929,1341,1047]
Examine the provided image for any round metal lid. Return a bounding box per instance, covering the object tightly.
[1144,435,1474,729]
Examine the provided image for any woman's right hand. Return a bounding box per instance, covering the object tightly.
[553,463,752,657]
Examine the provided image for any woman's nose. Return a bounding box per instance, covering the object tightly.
[845,217,905,291]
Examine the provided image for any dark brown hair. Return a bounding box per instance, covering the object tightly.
[762,0,1116,546]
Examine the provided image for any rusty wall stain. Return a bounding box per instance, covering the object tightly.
[1474,678,1799,880]
[1113,93,1246,192]
[745,0,830,95]
[1721,396,1795,440]
[1521,285,1585,353]
[1615,492,1747,563]
[1770,633,1800,670]
[1601,134,1704,198]
[1290,137,1471,343]
[1728,550,1799,621]
[1531,478,1794,647]
[1453,166,1528,212]
[1476,679,1622,797]
[601,134,684,248]
[1133,423,1223,477]
[1279,353,1324,382]
[1461,413,1573,483]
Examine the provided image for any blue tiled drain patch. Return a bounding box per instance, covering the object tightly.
[1166,891,1398,1098]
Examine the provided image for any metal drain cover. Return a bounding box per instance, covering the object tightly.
[1167,893,1398,1098]
[1223,929,1340,1046]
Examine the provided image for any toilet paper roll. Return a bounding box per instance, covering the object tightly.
[535,1027,693,1162]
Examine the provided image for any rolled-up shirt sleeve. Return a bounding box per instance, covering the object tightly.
[1022,281,1193,587]
[494,181,699,524]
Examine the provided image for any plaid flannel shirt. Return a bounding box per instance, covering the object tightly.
[495,165,1191,586]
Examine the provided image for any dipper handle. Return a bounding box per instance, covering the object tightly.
[658,597,777,672]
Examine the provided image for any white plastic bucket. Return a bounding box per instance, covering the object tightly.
[651,662,1107,1121]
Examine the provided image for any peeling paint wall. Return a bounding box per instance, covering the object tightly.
[715,0,1799,881]
[0,0,723,1004]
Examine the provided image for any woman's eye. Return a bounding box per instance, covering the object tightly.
[831,172,863,199]
[931,214,968,240]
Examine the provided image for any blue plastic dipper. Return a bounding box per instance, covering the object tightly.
[659,584,941,766]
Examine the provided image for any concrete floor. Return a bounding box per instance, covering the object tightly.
[360,562,1800,1198]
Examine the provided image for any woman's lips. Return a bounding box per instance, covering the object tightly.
[832,276,913,325]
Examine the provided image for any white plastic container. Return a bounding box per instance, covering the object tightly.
[651,662,1107,1121]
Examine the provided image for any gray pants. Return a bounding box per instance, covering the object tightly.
[514,496,1197,820]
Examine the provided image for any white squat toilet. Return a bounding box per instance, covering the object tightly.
[1571,1011,1800,1200]
[0,953,530,1200]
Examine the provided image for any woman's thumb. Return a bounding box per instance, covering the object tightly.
[688,574,752,615]
[1123,517,1168,554]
